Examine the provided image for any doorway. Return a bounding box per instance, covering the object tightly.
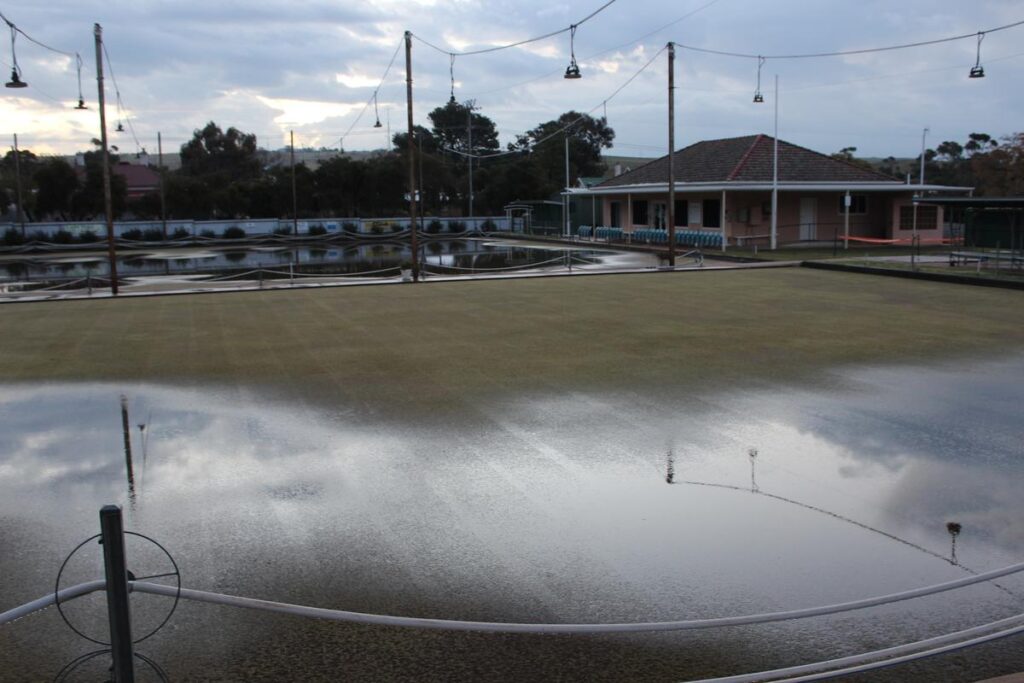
[799,198,817,240]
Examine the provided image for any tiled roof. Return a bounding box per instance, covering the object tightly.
[597,135,898,187]
[113,162,160,190]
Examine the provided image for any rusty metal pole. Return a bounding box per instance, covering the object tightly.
[95,24,119,295]
[100,505,135,682]
[405,31,419,282]
[667,42,676,267]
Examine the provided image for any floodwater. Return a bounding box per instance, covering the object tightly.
[1,357,1023,681]
[0,239,654,282]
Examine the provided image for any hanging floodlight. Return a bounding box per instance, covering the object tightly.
[116,121,125,133]
[969,32,985,78]
[372,92,382,128]
[448,54,457,104]
[753,56,765,103]
[5,24,26,88]
[564,24,582,79]
[73,53,87,109]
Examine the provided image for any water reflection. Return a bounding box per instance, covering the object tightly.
[1,357,1023,680]
[0,239,630,281]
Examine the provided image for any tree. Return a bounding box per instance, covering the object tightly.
[965,132,998,156]
[71,147,127,220]
[510,111,615,198]
[428,101,499,156]
[179,122,260,180]
[0,148,38,219]
[34,158,79,220]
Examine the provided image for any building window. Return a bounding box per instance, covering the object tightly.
[838,195,867,215]
[609,202,620,227]
[702,199,721,228]
[688,201,702,225]
[632,200,649,226]
[900,205,938,230]
[674,200,688,226]
[762,201,772,218]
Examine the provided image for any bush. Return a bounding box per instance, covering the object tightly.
[53,230,75,244]
[199,229,217,238]
[3,228,24,246]
[121,228,143,241]
[308,224,327,236]
[223,226,246,239]
[391,224,404,233]
[448,220,466,233]
[273,226,292,236]
[342,222,359,234]
[143,228,164,241]
[481,219,497,232]
[171,227,191,240]
[427,220,443,234]
[78,230,99,243]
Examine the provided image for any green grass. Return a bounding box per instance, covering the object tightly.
[1,269,1022,418]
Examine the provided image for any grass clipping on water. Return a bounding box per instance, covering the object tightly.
[1,268,1022,414]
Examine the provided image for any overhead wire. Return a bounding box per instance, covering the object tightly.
[671,17,1024,60]
[101,42,143,153]
[339,37,403,143]
[444,44,667,160]
[0,9,76,59]
[411,0,618,57]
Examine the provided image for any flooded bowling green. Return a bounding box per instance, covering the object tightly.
[1,270,1023,681]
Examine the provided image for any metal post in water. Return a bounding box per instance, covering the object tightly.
[100,505,135,682]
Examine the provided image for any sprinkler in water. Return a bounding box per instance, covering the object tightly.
[748,448,759,493]
[947,522,962,565]
[665,449,675,484]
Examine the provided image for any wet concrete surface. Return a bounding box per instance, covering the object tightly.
[2,356,1024,680]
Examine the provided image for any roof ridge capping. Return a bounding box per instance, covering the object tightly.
[727,134,765,181]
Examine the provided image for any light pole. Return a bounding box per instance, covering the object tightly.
[911,126,929,269]
[771,75,778,251]
[564,135,571,237]
[404,30,419,281]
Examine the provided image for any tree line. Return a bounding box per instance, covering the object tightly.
[3,116,1021,225]
[0,101,614,223]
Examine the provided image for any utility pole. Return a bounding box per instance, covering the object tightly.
[667,42,676,267]
[418,132,424,227]
[404,30,419,281]
[12,134,25,238]
[290,129,298,235]
[95,23,118,295]
[467,105,474,219]
[157,132,167,240]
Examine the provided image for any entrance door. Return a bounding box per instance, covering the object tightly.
[799,198,817,240]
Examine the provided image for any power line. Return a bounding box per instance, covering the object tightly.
[101,42,143,153]
[671,17,1024,60]
[339,38,404,144]
[411,0,619,57]
[0,9,77,59]
[445,45,667,160]
[462,0,722,99]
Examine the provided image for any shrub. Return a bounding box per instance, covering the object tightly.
[121,228,143,241]
[391,224,403,233]
[223,226,246,239]
[52,230,75,244]
[481,219,497,231]
[78,230,99,243]
[427,220,443,234]
[199,229,217,238]
[370,224,384,235]
[171,227,191,240]
[342,222,359,234]
[143,228,164,241]
[224,251,247,263]
[308,224,327,236]
[273,226,292,236]
[448,220,466,233]
[3,228,24,246]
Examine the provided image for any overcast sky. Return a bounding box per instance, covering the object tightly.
[2,0,1022,159]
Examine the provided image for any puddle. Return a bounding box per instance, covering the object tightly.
[1,358,1023,680]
